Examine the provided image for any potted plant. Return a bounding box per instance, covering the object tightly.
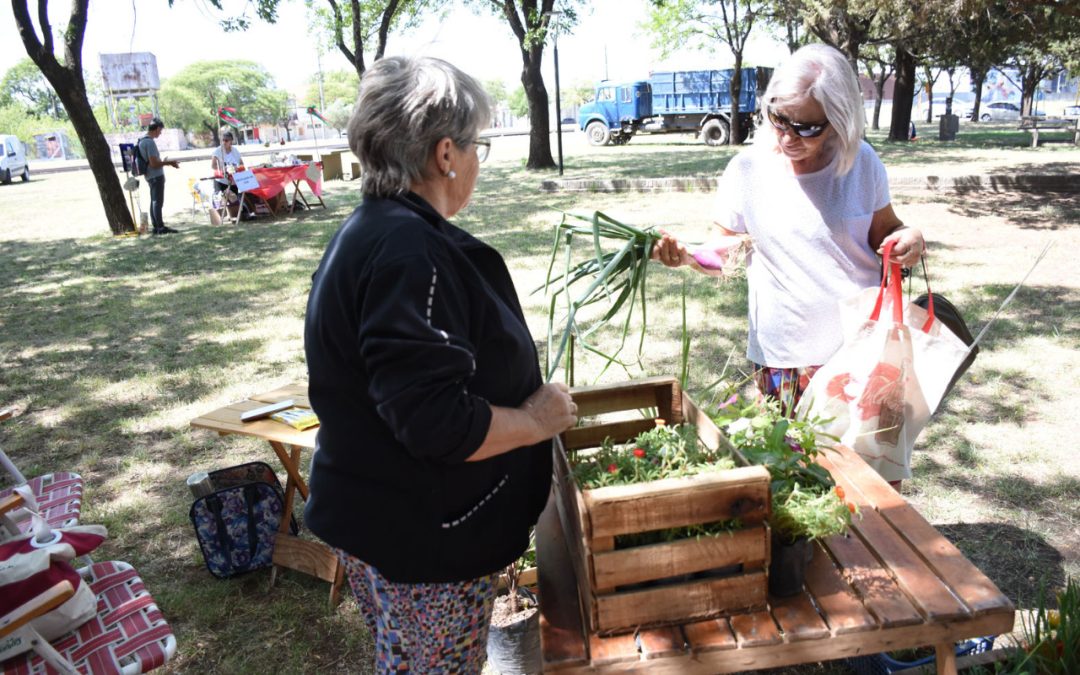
[487,535,541,674]
[711,395,858,596]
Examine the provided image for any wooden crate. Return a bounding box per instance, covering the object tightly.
[552,376,771,635]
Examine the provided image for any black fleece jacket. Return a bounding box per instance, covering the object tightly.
[303,192,551,583]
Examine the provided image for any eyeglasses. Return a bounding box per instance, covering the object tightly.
[767,109,830,138]
[474,137,491,163]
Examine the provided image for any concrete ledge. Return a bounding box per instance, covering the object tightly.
[541,174,1080,194]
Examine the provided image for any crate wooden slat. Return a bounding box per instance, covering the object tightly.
[553,377,771,635]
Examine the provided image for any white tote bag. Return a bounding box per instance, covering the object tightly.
[797,242,970,482]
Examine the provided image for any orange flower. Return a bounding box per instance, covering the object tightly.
[848,502,856,514]
[835,486,846,500]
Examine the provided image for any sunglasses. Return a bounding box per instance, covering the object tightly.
[474,137,491,163]
[767,109,830,138]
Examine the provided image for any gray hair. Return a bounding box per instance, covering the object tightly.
[348,56,492,197]
[758,43,865,175]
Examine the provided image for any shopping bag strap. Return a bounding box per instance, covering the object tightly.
[870,240,904,324]
[870,240,936,332]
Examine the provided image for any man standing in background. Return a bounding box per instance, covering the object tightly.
[138,118,180,235]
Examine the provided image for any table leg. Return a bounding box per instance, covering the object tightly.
[935,642,958,675]
[233,193,246,225]
[269,441,309,501]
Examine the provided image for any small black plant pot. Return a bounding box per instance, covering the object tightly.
[487,588,541,674]
[768,534,814,597]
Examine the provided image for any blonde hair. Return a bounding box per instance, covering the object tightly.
[757,43,865,175]
[348,56,492,197]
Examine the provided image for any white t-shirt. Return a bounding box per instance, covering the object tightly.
[212,146,243,185]
[715,141,890,367]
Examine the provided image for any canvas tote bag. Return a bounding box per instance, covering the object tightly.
[796,242,970,482]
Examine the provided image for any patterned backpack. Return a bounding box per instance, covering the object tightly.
[188,462,297,579]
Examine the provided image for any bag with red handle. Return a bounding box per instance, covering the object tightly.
[796,241,970,482]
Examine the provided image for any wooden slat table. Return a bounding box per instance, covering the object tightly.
[538,443,1015,674]
[189,383,343,605]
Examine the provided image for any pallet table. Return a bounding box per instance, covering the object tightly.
[189,382,344,605]
[539,424,1015,673]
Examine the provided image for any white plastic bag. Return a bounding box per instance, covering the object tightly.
[797,242,969,481]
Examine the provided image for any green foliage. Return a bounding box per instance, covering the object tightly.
[712,395,855,543]
[570,423,735,489]
[303,0,440,73]
[0,58,66,120]
[483,79,508,106]
[643,0,763,59]
[507,85,529,118]
[323,99,353,132]
[976,577,1080,674]
[304,69,359,110]
[159,60,288,138]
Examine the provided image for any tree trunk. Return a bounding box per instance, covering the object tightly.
[889,47,916,142]
[53,75,134,234]
[969,68,986,122]
[13,0,133,235]
[872,76,885,131]
[729,54,743,145]
[521,53,555,170]
[1019,64,1043,117]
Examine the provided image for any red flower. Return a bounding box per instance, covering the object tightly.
[633,448,646,459]
[835,486,845,500]
[607,463,618,474]
[848,502,856,514]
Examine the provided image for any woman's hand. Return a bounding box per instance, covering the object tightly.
[468,383,577,462]
[651,232,692,268]
[878,227,925,267]
[522,382,578,439]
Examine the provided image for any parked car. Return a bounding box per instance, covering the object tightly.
[0,134,29,184]
[966,101,1045,122]
[1064,105,1080,117]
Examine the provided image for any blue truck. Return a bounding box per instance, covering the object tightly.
[577,67,772,147]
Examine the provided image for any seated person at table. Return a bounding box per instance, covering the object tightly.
[211,130,253,219]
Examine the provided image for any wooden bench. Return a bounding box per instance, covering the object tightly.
[1018,116,1080,147]
[538,441,1016,673]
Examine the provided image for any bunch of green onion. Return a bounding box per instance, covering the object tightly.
[540,211,658,383]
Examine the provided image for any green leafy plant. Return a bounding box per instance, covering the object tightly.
[711,394,857,544]
[569,422,735,490]
[976,577,1079,674]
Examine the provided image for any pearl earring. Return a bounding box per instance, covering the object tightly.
[446,170,456,179]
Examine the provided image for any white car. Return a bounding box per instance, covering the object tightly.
[0,134,29,184]
[1065,105,1080,117]
[966,101,1045,122]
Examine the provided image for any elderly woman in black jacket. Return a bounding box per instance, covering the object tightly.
[303,55,577,673]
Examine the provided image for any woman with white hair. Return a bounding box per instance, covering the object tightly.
[653,43,924,412]
[303,55,577,672]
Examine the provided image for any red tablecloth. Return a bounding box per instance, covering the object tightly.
[244,164,323,203]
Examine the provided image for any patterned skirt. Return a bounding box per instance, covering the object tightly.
[335,549,500,674]
[752,363,821,415]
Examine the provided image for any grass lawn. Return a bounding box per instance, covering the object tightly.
[1,124,1078,674]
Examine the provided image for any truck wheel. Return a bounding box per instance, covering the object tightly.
[20,166,29,182]
[586,121,611,146]
[702,119,730,146]
[1,169,10,185]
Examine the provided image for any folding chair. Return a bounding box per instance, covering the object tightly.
[0,408,83,537]
[0,560,178,674]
